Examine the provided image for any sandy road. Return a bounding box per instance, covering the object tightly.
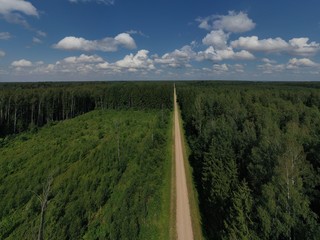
[174,85,194,240]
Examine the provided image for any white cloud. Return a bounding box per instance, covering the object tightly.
[115,50,155,70]
[202,30,229,49]
[259,58,319,74]
[0,32,11,40]
[30,63,58,75]
[0,0,39,26]
[24,50,156,76]
[0,50,5,57]
[231,36,289,52]
[197,46,255,61]
[62,54,104,64]
[197,11,255,33]
[69,0,115,5]
[53,33,136,52]
[114,33,137,49]
[126,30,149,38]
[287,58,318,69]
[0,0,38,16]
[232,36,320,56]
[50,54,106,74]
[233,64,245,73]
[258,63,285,74]
[54,37,95,51]
[11,59,33,67]
[96,62,110,69]
[155,45,196,68]
[289,38,319,56]
[262,58,277,64]
[213,64,229,74]
[203,63,245,75]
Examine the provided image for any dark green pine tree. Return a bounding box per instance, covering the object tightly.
[201,117,238,238]
[223,181,258,240]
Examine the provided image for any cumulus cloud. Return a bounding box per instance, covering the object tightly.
[11,59,33,67]
[53,33,136,52]
[115,50,155,70]
[213,64,229,74]
[262,58,277,64]
[231,36,289,52]
[197,11,255,33]
[258,63,285,74]
[0,32,11,40]
[0,0,39,26]
[96,62,110,70]
[0,50,5,57]
[232,36,320,56]
[287,58,318,69]
[23,50,157,76]
[202,30,229,49]
[69,0,115,5]
[49,54,106,74]
[198,46,255,61]
[233,64,245,73]
[114,33,137,49]
[258,58,319,74]
[155,45,196,68]
[289,38,320,56]
[62,54,104,64]
[203,63,245,74]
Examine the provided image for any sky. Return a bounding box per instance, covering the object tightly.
[1,0,320,82]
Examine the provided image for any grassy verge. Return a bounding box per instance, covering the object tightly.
[177,105,204,240]
[170,110,177,240]
[158,110,175,240]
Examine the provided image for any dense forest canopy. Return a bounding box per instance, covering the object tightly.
[176,81,320,239]
[0,82,173,137]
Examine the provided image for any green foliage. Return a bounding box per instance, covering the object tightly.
[177,81,320,239]
[258,137,319,239]
[223,181,256,240]
[0,82,173,137]
[0,109,171,240]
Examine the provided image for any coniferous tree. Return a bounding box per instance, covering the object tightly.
[223,181,257,240]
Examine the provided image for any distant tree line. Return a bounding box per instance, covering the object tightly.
[0,82,173,136]
[177,82,320,239]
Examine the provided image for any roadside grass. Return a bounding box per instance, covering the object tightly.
[162,111,175,240]
[170,110,177,240]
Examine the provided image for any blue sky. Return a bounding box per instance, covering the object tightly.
[1,0,320,81]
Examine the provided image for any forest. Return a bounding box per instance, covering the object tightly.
[0,82,173,137]
[176,81,320,239]
[2,80,320,239]
[0,82,173,240]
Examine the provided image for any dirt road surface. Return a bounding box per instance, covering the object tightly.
[174,86,194,240]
